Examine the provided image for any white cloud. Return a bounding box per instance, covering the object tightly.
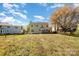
[34,15,45,20]
[0,3,28,25]
[50,4,64,8]
[2,3,27,20]
[1,17,15,23]
[47,4,64,11]
[9,9,15,13]
[1,16,23,25]
[3,3,13,10]
[13,4,19,8]
[39,3,48,7]
[13,12,27,19]
[3,3,20,10]
[0,13,6,16]
[14,20,23,25]
[20,3,26,7]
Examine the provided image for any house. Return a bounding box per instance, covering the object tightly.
[0,22,23,34]
[27,22,52,34]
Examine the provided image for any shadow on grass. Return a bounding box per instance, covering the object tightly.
[70,34,79,37]
[59,33,79,37]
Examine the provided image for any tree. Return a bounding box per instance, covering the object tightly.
[50,5,79,34]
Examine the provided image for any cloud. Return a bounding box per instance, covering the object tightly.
[20,3,26,7]
[1,17,15,23]
[1,16,23,25]
[39,3,64,11]
[0,3,28,25]
[3,3,13,10]
[2,3,28,20]
[13,4,19,8]
[0,13,6,17]
[13,12,27,19]
[3,3,27,12]
[0,12,6,21]
[50,4,64,8]
[34,15,45,20]
[33,15,46,22]
[39,3,48,7]
[0,11,26,25]
[3,3,20,10]
[8,9,27,20]
[47,4,64,11]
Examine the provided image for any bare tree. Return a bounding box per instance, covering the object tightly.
[50,5,79,34]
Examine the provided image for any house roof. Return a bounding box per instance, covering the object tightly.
[0,22,22,27]
[30,22,48,25]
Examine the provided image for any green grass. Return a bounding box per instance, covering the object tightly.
[0,33,79,56]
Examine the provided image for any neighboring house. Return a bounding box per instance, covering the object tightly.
[27,22,52,34]
[0,23,23,34]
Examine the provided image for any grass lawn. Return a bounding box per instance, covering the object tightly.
[0,33,79,56]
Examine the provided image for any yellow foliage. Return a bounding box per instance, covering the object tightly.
[50,5,71,24]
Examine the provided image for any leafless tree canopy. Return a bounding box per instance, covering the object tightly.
[50,5,79,33]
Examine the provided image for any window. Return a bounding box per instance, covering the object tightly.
[7,30,8,32]
[31,29,34,32]
[21,26,23,29]
[1,30,2,33]
[7,26,10,28]
[0,26,2,28]
[15,27,18,29]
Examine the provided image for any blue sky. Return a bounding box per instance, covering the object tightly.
[0,3,78,25]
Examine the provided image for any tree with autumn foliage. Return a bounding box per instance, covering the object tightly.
[50,5,79,34]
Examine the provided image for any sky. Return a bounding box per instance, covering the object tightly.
[0,3,79,26]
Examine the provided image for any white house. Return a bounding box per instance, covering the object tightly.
[0,23,23,34]
[27,22,52,34]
